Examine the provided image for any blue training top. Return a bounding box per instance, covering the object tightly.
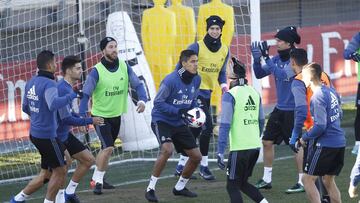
[253,55,295,110]
[56,79,93,142]
[302,85,345,148]
[151,69,201,127]
[22,73,76,139]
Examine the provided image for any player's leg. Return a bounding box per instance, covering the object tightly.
[44,138,67,202]
[303,174,321,203]
[282,110,305,194]
[91,116,119,195]
[238,150,268,203]
[198,97,215,180]
[349,146,360,198]
[354,85,360,155]
[145,122,174,202]
[174,127,199,179]
[11,135,64,203]
[322,175,341,203]
[11,169,52,202]
[256,108,282,189]
[55,150,72,203]
[173,126,201,197]
[64,133,95,202]
[321,147,345,203]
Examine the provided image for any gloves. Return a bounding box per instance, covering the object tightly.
[179,108,193,125]
[217,153,225,170]
[259,41,270,60]
[250,41,262,60]
[74,89,83,99]
[351,52,360,62]
[289,141,300,153]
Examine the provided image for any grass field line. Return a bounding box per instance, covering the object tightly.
[25,154,299,202]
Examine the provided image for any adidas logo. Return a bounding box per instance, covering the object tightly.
[177,89,183,94]
[330,91,339,109]
[27,85,39,101]
[244,95,256,111]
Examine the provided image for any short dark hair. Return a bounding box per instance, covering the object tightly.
[290,48,308,66]
[179,49,197,65]
[37,50,55,70]
[304,62,322,81]
[61,55,81,74]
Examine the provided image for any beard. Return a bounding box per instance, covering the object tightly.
[105,51,118,61]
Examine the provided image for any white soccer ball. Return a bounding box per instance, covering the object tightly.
[187,107,206,128]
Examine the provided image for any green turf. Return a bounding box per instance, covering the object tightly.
[0,104,358,202]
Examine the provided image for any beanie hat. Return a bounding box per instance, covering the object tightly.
[100,37,117,50]
[229,57,246,79]
[274,26,301,45]
[206,15,225,30]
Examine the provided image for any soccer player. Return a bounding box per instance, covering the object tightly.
[251,26,304,192]
[175,15,229,181]
[10,50,80,203]
[343,32,360,155]
[79,37,147,195]
[344,32,360,199]
[145,50,202,202]
[55,55,104,203]
[217,57,268,203]
[300,63,345,203]
[288,49,331,199]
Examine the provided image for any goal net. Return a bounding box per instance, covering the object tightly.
[0,0,252,184]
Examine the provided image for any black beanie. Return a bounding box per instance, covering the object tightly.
[100,37,117,50]
[206,15,225,30]
[230,57,246,79]
[274,26,301,45]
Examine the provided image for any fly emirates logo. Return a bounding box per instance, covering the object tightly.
[173,94,192,105]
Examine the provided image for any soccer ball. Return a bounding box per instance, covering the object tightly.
[187,107,206,128]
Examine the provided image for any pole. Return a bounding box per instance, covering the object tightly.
[250,0,262,94]
[76,0,91,147]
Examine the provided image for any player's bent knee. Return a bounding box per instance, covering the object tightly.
[79,151,96,167]
[160,144,173,157]
[322,176,334,187]
[188,150,201,163]
[52,165,67,176]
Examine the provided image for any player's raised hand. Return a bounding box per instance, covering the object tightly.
[250,41,262,60]
[92,117,104,125]
[136,101,146,113]
[260,41,270,60]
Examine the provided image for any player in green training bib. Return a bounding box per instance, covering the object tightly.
[79,37,148,195]
[217,57,268,203]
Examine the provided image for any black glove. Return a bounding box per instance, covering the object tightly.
[179,108,193,125]
[289,140,301,153]
[259,41,270,60]
[351,52,360,62]
[74,89,83,99]
[217,153,225,170]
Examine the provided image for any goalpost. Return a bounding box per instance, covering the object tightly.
[0,0,259,184]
